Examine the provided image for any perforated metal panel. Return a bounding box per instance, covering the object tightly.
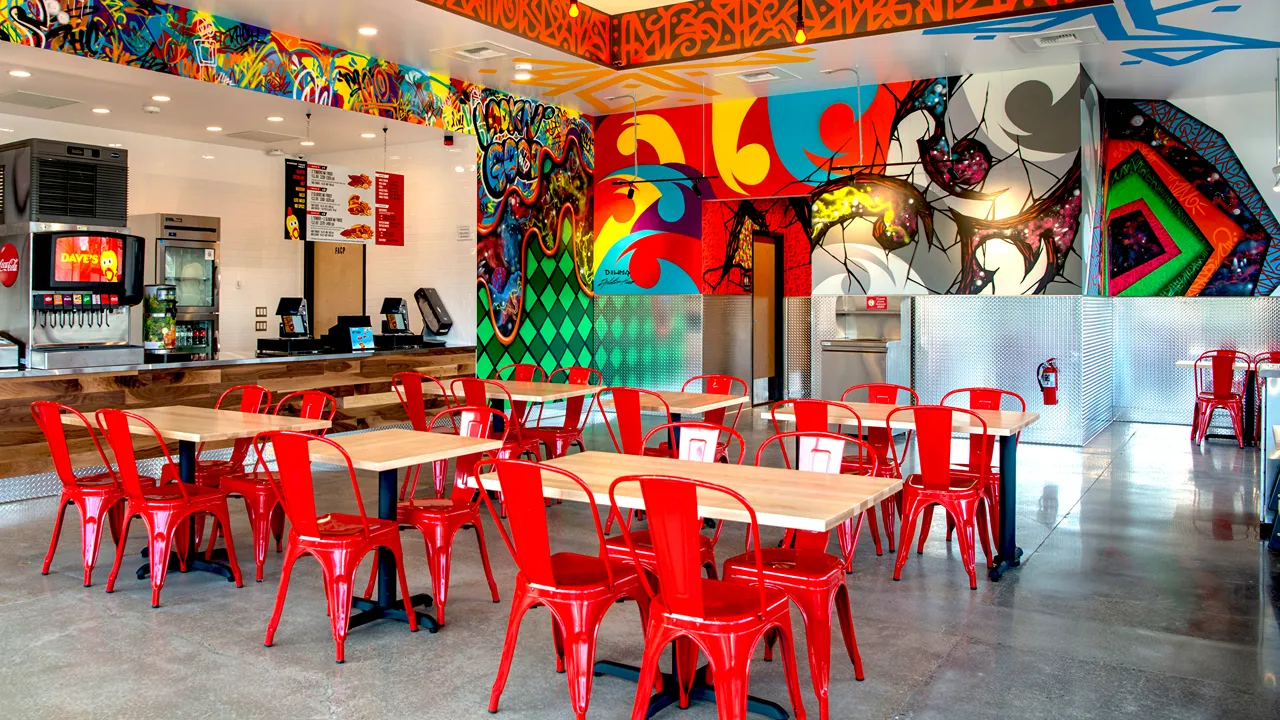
[1081,297,1114,442]
[784,297,812,399]
[809,296,839,402]
[594,295,703,391]
[702,296,753,395]
[913,296,1084,446]
[1113,298,1280,426]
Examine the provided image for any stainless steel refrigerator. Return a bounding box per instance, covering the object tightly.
[130,214,220,360]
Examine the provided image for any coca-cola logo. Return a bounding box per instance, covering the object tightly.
[0,243,18,288]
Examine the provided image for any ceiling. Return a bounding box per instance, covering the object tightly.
[577,0,669,12]
[181,0,1280,116]
[0,41,446,155]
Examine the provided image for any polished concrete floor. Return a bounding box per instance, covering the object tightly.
[2,415,1279,719]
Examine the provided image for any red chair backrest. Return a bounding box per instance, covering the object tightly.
[30,401,115,491]
[642,421,745,464]
[257,431,371,540]
[94,409,183,501]
[214,384,272,466]
[452,377,528,429]
[429,405,508,495]
[769,398,863,437]
[941,387,1025,471]
[274,390,337,435]
[682,374,747,429]
[548,366,603,431]
[755,430,878,556]
[609,474,768,619]
[393,372,449,432]
[887,405,989,492]
[478,459,617,589]
[841,383,919,406]
[1194,350,1248,399]
[496,363,548,383]
[599,387,671,455]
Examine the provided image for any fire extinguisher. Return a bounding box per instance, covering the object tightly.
[1038,358,1059,406]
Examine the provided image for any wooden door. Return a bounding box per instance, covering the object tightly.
[753,235,778,401]
[309,242,365,335]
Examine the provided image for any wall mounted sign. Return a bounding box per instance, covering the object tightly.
[284,159,404,246]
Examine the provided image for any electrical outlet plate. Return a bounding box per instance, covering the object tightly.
[255,307,268,317]
[255,321,267,332]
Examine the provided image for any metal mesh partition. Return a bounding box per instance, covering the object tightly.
[809,296,840,401]
[784,297,813,399]
[1113,298,1280,426]
[593,295,703,391]
[914,296,1084,446]
[1081,297,1115,442]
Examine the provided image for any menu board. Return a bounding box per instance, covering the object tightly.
[284,159,404,246]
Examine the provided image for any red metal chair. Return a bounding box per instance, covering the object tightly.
[1191,349,1249,447]
[841,383,920,550]
[609,474,808,720]
[259,431,417,662]
[653,374,748,462]
[1253,351,1280,443]
[604,422,745,579]
[391,372,453,499]
[888,406,994,589]
[360,405,505,625]
[600,387,674,533]
[32,402,130,587]
[96,409,244,607]
[482,459,650,720]
[769,399,888,561]
[194,384,272,486]
[453,377,542,461]
[723,430,876,720]
[523,366,603,459]
[933,387,1026,545]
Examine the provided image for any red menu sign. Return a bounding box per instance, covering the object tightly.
[375,171,405,247]
[866,295,888,310]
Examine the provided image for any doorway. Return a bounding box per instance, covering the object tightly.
[752,232,784,404]
[305,241,366,336]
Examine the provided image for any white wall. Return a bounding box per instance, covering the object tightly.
[308,136,478,347]
[0,111,300,358]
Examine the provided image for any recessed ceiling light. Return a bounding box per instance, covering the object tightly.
[0,128,13,132]
[151,95,170,102]
[390,155,400,160]
[92,107,110,114]
[206,126,222,132]
[361,132,377,138]
[8,70,31,78]
[107,143,123,147]
[513,62,533,71]
[454,165,465,173]
[300,140,315,146]
[358,26,378,36]
[266,116,284,122]
[513,71,532,81]
[202,155,215,159]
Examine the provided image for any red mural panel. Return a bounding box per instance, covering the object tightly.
[416,0,610,65]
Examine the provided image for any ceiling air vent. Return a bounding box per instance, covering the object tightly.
[1011,26,1104,52]
[717,66,800,84]
[455,45,508,62]
[0,91,81,109]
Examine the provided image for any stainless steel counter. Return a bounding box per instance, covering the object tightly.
[0,344,473,380]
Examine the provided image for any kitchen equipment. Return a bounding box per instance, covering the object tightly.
[142,284,187,363]
[0,337,17,369]
[256,297,327,356]
[415,287,452,337]
[0,138,129,228]
[130,213,219,360]
[819,295,911,401]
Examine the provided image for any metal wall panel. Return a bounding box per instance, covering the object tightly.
[784,297,813,399]
[1081,297,1114,442]
[594,295,703,391]
[809,296,839,403]
[913,296,1084,446]
[1113,298,1280,425]
[702,295,753,394]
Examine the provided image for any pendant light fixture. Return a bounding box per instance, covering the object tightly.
[300,112,315,147]
[569,0,580,18]
[605,93,719,197]
[794,0,807,44]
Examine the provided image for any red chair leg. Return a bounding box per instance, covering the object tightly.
[209,504,244,588]
[422,529,455,626]
[948,502,979,589]
[270,503,286,552]
[389,540,418,633]
[327,556,356,663]
[789,586,835,720]
[916,504,935,554]
[552,599,611,720]
[105,514,133,594]
[77,494,117,587]
[864,507,883,556]
[833,584,864,681]
[264,541,302,647]
[976,501,994,569]
[552,616,566,673]
[946,514,955,542]
[771,621,810,720]
[489,587,540,713]
[473,520,501,605]
[41,497,70,577]
[894,494,925,581]
[629,624,677,720]
[880,497,896,553]
[145,511,180,608]
[675,636,700,709]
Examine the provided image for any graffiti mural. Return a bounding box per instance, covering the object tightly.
[1102,100,1280,296]
[596,66,1088,296]
[0,0,596,373]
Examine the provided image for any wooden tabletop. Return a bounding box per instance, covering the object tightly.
[307,428,504,472]
[477,451,901,533]
[600,390,752,415]
[69,405,331,443]
[771,401,1039,438]
[424,380,600,403]
[1175,360,1251,370]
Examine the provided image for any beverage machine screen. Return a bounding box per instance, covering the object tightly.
[53,236,126,284]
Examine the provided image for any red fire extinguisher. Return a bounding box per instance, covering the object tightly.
[1038,358,1059,406]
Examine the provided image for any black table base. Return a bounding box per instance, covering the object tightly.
[136,440,242,582]
[988,434,1023,582]
[347,468,439,632]
[595,659,789,720]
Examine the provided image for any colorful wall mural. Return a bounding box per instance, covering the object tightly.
[595,65,1088,296]
[1102,100,1280,297]
[0,0,596,376]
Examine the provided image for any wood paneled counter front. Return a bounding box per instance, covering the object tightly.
[0,347,474,479]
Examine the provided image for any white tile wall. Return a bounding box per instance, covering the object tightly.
[308,137,478,347]
[0,111,300,358]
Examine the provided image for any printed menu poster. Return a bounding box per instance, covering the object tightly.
[284,159,404,245]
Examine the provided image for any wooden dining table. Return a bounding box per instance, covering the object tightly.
[770,401,1040,582]
[309,428,504,632]
[477,450,902,719]
[65,405,331,581]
